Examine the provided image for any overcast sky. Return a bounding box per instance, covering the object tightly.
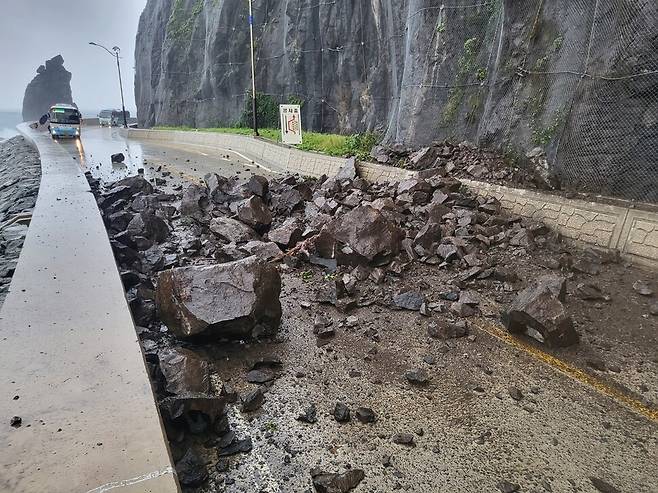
[0,0,147,113]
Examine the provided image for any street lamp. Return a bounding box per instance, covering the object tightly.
[89,42,128,128]
[248,0,258,136]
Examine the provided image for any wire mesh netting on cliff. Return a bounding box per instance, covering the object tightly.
[148,0,657,203]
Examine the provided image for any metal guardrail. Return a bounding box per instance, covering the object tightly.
[0,124,179,492]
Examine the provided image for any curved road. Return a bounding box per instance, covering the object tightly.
[58,125,280,187]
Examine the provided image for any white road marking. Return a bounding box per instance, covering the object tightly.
[85,466,175,493]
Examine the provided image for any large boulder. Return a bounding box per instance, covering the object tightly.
[113,175,154,195]
[156,256,282,339]
[204,173,240,204]
[209,216,258,243]
[502,275,578,347]
[315,205,403,266]
[234,196,272,231]
[268,217,304,248]
[158,347,211,395]
[180,183,210,219]
[126,212,169,243]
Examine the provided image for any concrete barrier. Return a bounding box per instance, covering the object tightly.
[123,128,414,183]
[123,128,657,269]
[0,125,179,492]
[462,179,658,269]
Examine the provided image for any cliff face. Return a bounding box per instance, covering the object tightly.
[135,0,658,201]
[22,55,73,122]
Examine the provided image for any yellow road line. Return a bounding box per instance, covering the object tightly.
[472,318,658,423]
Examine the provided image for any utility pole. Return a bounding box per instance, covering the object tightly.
[89,42,128,128]
[248,0,259,136]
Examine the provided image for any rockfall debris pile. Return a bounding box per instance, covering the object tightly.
[87,157,629,491]
[370,140,558,191]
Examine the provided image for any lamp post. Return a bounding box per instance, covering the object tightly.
[89,42,128,128]
[248,0,258,136]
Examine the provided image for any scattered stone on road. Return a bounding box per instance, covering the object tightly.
[355,407,376,424]
[310,468,365,493]
[241,388,265,412]
[333,402,351,423]
[503,274,579,347]
[633,280,654,297]
[405,369,431,385]
[175,448,208,487]
[497,480,520,493]
[392,432,416,447]
[589,477,621,493]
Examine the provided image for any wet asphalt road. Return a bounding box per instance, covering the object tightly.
[56,125,279,186]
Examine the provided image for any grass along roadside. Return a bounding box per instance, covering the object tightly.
[153,126,379,161]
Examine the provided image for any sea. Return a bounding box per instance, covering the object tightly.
[0,111,22,142]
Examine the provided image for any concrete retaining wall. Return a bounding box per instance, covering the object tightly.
[125,128,413,183]
[124,128,657,269]
[1,125,179,492]
[462,179,658,269]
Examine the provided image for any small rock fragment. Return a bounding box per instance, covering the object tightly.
[297,404,318,424]
[497,480,520,493]
[589,477,621,493]
[242,388,265,412]
[333,402,351,423]
[175,449,208,487]
[405,369,430,386]
[217,437,253,456]
[508,387,523,401]
[355,407,376,424]
[392,433,416,447]
[311,468,365,493]
[633,280,654,297]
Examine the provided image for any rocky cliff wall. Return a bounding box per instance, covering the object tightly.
[22,55,73,122]
[135,0,658,202]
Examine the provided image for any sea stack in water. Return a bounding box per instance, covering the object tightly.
[22,55,73,122]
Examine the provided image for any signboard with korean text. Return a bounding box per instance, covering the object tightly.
[279,104,302,145]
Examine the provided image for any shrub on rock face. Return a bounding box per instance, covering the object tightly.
[156,256,281,340]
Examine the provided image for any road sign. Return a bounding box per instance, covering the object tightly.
[280,104,302,145]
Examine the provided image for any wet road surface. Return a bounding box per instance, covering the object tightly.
[57,126,280,186]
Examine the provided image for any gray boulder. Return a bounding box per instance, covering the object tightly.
[234,196,272,230]
[315,205,403,266]
[209,216,258,244]
[180,183,210,219]
[205,173,240,204]
[502,275,578,347]
[246,175,269,197]
[240,241,283,260]
[156,256,282,339]
[268,217,304,248]
[158,347,211,395]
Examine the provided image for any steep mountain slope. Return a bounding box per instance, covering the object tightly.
[135,0,658,201]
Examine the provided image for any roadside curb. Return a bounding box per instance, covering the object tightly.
[0,124,179,493]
